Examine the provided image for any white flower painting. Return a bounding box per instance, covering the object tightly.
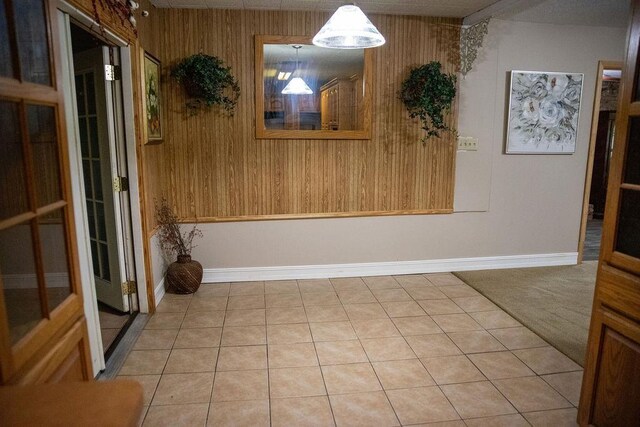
[506,70,584,154]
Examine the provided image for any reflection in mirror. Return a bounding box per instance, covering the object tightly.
[257,36,371,139]
[264,43,363,131]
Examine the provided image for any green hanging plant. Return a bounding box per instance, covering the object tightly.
[171,53,241,115]
[399,61,457,143]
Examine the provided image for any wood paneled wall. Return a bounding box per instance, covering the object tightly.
[144,9,461,224]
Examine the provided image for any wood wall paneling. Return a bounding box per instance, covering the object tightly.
[143,9,460,224]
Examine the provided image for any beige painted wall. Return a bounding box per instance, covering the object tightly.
[173,19,626,269]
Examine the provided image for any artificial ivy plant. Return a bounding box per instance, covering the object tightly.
[399,61,457,143]
[171,53,241,115]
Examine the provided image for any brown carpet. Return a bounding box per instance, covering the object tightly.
[455,261,597,366]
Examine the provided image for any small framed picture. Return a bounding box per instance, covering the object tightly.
[142,50,163,143]
[506,70,584,154]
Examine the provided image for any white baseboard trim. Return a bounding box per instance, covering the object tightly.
[154,278,166,305]
[201,252,579,283]
[3,273,70,289]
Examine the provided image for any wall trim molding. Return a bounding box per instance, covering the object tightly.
[201,252,579,283]
[154,278,166,306]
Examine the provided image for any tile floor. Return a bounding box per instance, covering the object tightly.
[117,273,583,426]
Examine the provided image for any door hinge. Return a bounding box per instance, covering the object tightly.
[121,281,136,295]
[113,176,129,192]
[105,64,121,81]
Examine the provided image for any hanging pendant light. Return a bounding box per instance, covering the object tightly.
[313,3,385,49]
[281,45,313,95]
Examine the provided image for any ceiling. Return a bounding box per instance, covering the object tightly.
[149,0,630,28]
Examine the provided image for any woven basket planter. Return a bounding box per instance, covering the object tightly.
[166,254,203,294]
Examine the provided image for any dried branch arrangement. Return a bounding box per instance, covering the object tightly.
[155,198,202,257]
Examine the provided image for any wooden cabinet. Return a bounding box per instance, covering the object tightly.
[320,77,357,131]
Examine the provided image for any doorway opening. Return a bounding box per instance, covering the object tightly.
[579,61,622,262]
[68,23,138,358]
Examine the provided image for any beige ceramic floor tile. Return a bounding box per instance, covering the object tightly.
[305,305,349,322]
[337,289,377,304]
[120,350,170,375]
[116,375,160,406]
[310,321,357,342]
[187,296,228,312]
[447,331,506,354]
[330,277,368,291]
[321,363,382,394]
[363,276,401,289]
[406,287,449,300]
[343,303,389,321]
[211,369,269,401]
[315,340,369,365]
[393,274,432,288]
[173,327,222,348]
[372,288,412,302]
[302,292,341,306]
[266,307,308,324]
[431,314,483,332]
[298,279,334,293]
[470,310,521,329]
[229,281,264,296]
[227,295,265,310]
[134,329,178,350]
[217,345,268,371]
[143,403,208,427]
[181,310,225,328]
[152,372,215,405]
[492,376,572,412]
[405,334,462,358]
[266,293,303,308]
[417,299,465,315]
[164,347,218,373]
[522,407,579,426]
[221,325,266,346]
[329,391,399,426]
[208,400,270,427]
[440,381,517,419]
[438,285,480,298]
[468,351,535,379]
[421,355,485,385]
[270,396,335,427]
[144,312,184,330]
[267,323,312,344]
[264,280,299,294]
[372,359,435,389]
[382,301,427,318]
[463,413,530,427]
[351,318,401,339]
[392,316,442,336]
[360,337,416,361]
[424,273,465,286]
[386,386,459,425]
[512,346,582,375]
[224,309,266,326]
[451,296,499,313]
[155,298,190,313]
[194,283,230,297]
[269,366,327,398]
[269,342,319,368]
[541,371,583,406]
[488,327,548,350]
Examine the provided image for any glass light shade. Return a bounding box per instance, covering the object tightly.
[313,4,385,49]
[281,77,313,95]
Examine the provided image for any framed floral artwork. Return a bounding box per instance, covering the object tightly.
[142,50,163,143]
[506,70,584,154]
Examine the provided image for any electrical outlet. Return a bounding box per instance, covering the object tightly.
[457,136,478,151]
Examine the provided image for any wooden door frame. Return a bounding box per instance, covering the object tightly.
[577,60,622,263]
[56,1,149,376]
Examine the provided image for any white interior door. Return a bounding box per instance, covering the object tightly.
[73,47,130,312]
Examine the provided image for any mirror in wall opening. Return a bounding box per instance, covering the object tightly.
[257,36,371,139]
